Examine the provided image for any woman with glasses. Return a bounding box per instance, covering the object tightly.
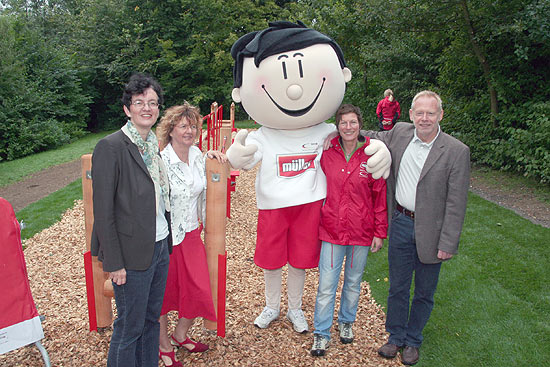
[91,73,172,367]
[155,102,226,366]
[311,104,388,356]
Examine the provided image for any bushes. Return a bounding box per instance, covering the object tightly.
[0,15,90,162]
[492,102,550,183]
[447,101,550,183]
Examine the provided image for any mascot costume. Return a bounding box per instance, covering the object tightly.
[227,21,390,333]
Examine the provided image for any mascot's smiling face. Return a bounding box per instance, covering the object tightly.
[232,43,351,130]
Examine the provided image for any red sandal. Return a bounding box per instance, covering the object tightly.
[170,335,209,353]
[159,348,182,367]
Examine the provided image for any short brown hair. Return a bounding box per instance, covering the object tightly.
[156,102,202,150]
[335,104,363,126]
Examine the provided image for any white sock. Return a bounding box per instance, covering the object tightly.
[287,264,305,310]
[263,267,282,311]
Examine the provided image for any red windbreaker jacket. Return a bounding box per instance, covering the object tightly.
[376,97,401,130]
[319,136,388,247]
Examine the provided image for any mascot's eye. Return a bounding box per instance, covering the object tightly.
[298,60,303,78]
[282,62,288,79]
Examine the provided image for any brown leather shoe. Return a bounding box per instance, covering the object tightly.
[401,346,420,365]
[377,342,401,359]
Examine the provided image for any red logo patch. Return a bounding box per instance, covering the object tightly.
[277,153,317,178]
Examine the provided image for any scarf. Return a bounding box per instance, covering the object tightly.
[121,120,170,214]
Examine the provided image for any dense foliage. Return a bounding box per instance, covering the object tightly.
[0,13,89,160]
[0,0,548,182]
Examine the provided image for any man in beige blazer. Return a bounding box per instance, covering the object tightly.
[363,90,470,365]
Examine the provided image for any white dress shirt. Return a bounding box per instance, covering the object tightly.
[395,126,440,211]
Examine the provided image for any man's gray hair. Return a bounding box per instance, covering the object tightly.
[411,90,442,111]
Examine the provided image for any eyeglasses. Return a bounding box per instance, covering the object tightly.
[131,100,160,109]
[175,124,198,131]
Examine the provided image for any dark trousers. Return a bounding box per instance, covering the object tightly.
[108,237,170,367]
[386,212,442,348]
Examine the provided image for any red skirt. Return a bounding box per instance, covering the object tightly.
[161,226,216,321]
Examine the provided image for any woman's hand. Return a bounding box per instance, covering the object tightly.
[206,150,228,163]
[110,268,127,285]
[371,237,383,253]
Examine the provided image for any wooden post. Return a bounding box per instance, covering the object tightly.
[203,157,229,334]
[219,120,233,153]
[230,102,236,132]
[81,154,113,329]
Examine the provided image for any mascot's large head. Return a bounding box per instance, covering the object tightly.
[231,21,352,130]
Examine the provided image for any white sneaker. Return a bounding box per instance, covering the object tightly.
[254,307,279,329]
[311,334,329,356]
[286,309,309,333]
[338,322,354,344]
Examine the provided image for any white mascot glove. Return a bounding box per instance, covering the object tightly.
[364,139,391,180]
[227,130,258,170]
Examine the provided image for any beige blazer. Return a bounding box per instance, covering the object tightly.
[364,122,470,263]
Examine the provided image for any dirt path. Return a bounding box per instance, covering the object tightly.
[469,170,550,228]
[0,159,82,212]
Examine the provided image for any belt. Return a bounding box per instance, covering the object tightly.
[396,204,415,220]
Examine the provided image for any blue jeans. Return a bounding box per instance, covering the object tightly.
[107,237,170,367]
[313,241,370,340]
[386,212,441,348]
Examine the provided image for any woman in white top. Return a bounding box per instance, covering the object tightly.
[156,102,226,367]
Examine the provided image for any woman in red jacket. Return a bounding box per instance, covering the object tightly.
[311,104,388,357]
[376,89,401,131]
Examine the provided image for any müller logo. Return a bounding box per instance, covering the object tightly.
[359,162,370,178]
[277,153,317,178]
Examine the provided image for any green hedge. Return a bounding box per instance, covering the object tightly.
[446,101,550,183]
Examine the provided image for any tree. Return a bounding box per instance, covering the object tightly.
[0,13,89,160]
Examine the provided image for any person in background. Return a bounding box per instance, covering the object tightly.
[155,102,227,367]
[364,91,470,365]
[91,73,172,367]
[376,89,401,131]
[311,104,387,357]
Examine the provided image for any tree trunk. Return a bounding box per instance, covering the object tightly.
[460,0,499,127]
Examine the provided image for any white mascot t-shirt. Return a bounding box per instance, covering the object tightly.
[246,122,336,209]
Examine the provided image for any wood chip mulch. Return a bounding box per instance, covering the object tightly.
[0,165,401,367]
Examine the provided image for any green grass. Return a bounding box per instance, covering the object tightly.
[16,179,83,241]
[0,130,113,187]
[234,119,260,129]
[364,192,550,366]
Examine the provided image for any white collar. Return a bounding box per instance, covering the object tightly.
[165,143,199,165]
[413,125,440,147]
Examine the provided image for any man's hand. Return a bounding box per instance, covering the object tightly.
[323,131,339,150]
[437,250,453,260]
[110,268,127,285]
[226,130,258,169]
[371,237,383,253]
[364,139,391,179]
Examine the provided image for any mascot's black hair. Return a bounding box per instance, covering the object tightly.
[231,20,346,88]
